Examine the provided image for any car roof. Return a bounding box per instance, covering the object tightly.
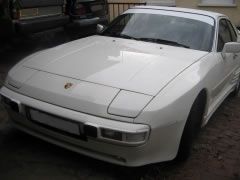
[133,6,225,20]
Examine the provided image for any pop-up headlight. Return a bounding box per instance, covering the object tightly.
[108,90,153,118]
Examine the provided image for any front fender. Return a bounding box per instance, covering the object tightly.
[135,53,217,126]
[133,53,220,160]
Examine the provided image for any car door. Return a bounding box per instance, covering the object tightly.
[216,18,239,94]
[226,19,240,79]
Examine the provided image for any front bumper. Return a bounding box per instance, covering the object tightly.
[0,86,181,166]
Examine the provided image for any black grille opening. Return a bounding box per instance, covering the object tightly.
[84,125,98,138]
[2,96,19,113]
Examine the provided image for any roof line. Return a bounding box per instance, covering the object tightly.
[132,6,224,19]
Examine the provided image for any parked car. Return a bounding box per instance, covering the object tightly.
[1,0,69,35]
[1,6,240,167]
[0,0,108,40]
[65,0,108,37]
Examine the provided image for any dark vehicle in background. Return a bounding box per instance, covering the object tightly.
[1,0,68,37]
[65,0,108,38]
[0,0,108,42]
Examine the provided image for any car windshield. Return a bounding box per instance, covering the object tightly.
[102,12,215,51]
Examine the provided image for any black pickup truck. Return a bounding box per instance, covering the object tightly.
[0,0,108,40]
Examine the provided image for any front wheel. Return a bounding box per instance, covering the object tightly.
[175,94,205,161]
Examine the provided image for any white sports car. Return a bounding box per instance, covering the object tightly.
[1,6,240,166]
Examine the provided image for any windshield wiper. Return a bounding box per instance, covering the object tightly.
[102,33,139,41]
[102,34,189,48]
[137,38,190,48]
[118,34,139,41]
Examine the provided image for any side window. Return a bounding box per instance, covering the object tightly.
[217,19,232,52]
[226,20,237,42]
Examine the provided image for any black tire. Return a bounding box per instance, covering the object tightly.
[175,94,205,162]
[230,75,240,97]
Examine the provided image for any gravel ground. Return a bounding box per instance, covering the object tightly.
[0,31,240,180]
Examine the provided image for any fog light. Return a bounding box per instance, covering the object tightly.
[125,132,147,142]
[101,129,122,141]
[100,128,148,144]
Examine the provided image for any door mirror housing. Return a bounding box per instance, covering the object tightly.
[96,24,106,34]
[222,42,240,54]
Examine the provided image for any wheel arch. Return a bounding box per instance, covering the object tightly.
[192,88,209,127]
[174,88,209,161]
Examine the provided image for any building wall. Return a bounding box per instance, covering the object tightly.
[107,0,240,26]
[176,0,240,26]
[107,0,146,21]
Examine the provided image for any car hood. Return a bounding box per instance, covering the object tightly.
[22,35,208,96]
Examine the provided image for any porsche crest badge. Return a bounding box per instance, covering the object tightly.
[64,82,73,89]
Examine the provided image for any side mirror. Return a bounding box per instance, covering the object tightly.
[96,24,106,34]
[222,42,240,59]
[222,42,240,54]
